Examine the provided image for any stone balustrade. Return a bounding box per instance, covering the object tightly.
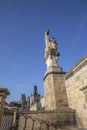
[0,88,10,126]
[0,108,14,130]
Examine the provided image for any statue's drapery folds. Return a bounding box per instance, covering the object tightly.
[44,29,59,61]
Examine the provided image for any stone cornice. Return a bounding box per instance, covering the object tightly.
[43,71,66,80]
[65,54,87,80]
[43,66,65,80]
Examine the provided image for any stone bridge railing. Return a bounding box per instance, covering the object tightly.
[0,88,10,128]
[0,88,18,130]
[17,109,77,130]
[0,88,77,130]
[18,113,58,130]
[0,108,14,130]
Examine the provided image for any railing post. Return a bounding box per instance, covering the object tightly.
[0,88,10,126]
[13,109,17,127]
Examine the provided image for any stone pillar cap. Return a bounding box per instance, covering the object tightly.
[44,66,65,80]
[0,88,10,97]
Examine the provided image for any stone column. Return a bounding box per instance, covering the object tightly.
[0,88,10,126]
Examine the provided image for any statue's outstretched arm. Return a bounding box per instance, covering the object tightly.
[45,29,49,47]
[45,29,49,38]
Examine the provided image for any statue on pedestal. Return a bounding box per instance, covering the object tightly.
[44,29,59,61]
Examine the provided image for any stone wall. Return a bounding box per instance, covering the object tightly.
[65,54,87,128]
[18,109,76,130]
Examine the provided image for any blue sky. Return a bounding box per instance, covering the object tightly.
[0,0,87,102]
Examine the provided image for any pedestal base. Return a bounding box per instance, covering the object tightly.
[44,66,68,110]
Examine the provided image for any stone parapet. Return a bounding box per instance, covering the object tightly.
[0,108,14,130]
[18,109,77,130]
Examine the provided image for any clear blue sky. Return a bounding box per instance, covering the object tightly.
[0,0,87,102]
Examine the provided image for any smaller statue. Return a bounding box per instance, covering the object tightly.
[44,29,59,61]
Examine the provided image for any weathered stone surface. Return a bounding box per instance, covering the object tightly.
[44,66,63,78]
[0,108,14,130]
[0,88,10,126]
[18,110,77,130]
[44,68,68,110]
[65,54,87,128]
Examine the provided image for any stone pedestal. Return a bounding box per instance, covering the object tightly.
[0,88,10,126]
[46,55,58,68]
[44,66,68,110]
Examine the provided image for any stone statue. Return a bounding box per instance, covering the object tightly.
[44,29,59,61]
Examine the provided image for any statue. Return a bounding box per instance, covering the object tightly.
[44,29,59,61]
